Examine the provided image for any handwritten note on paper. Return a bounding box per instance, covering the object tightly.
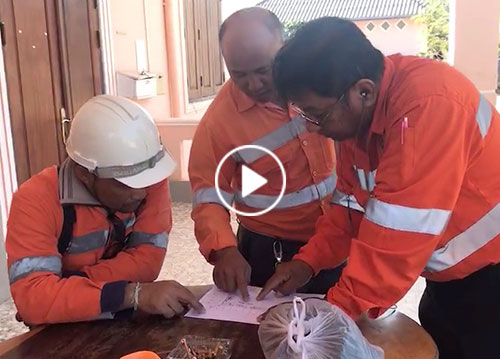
[185,286,323,325]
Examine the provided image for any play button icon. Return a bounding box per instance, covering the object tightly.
[214,144,286,217]
[241,165,268,198]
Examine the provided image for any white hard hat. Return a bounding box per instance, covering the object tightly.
[66,95,176,189]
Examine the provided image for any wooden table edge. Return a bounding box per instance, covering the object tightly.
[0,285,212,357]
[0,327,43,356]
[0,285,439,359]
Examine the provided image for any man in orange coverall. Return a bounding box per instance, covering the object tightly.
[258,17,500,359]
[189,8,343,300]
[6,95,203,325]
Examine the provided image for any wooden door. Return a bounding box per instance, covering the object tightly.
[0,0,102,184]
[59,0,102,116]
[184,0,224,101]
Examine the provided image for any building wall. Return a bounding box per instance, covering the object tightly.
[109,0,172,119]
[449,0,500,104]
[357,18,427,56]
[108,0,194,181]
[157,119,198,182]
[222,1,427,56]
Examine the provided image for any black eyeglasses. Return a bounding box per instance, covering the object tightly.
[293,93,346,126]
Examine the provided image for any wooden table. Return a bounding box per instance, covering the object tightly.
[0,286,438,359]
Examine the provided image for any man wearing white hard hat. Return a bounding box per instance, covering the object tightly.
[6,95,204,325]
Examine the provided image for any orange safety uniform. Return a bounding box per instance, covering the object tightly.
[189,80,335,260]
[295,54,500,318]
[6,160,171,324]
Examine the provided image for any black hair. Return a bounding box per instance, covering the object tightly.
[272,17,384,100]
[219,7,284,42]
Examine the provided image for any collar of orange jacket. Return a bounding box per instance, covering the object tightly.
[59,158,102,206]
[370,56,396,135]
[231,80,287,114]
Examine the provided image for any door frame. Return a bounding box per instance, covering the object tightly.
[0,44,17,234]
[97,0,116,95]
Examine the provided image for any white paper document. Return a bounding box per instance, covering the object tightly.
[186,286,323,325]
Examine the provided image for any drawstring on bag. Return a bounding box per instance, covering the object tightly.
[287,297,307,358]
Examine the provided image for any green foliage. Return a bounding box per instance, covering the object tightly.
[414,0,449,60]
[283,20,304,39]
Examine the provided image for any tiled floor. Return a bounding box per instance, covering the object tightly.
[0,202,425,343]
[185,97,213,119]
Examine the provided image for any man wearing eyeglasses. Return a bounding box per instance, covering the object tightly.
[189,7,343,300]
[258,17,500,359]
[6,96,204,325]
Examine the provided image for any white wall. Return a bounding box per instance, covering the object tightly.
[448,0,500,104]
[108,0,173,119]
[220,3,426,57]
[358,19,427,56]
[221,0,260,20]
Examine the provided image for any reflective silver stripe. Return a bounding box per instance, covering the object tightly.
[67,230,109,254]
[94,148,165,178]
[93,312,115,320]
[232,116,306,164]
[367,170,376,192]
[476,94,492,139]
[192,187,235,208]
[425,202,500,273]
[355,167,367,191]
[234,174,335,209]
[354,167,376,192]
[127,231,168,249]
[330,189,365,213]
[123,216,136,229]
[365,198,451,235]
[9,256,62,284]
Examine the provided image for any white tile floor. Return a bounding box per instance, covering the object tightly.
[185,97,213,119]
[0,202,425,343]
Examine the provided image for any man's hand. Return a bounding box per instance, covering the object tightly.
[125,281,205,319]
[257,260,313,300]
[211,246,251,300]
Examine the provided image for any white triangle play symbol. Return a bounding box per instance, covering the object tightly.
[241,165,268,198]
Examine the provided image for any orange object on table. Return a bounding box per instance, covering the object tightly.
[120,351,161,359]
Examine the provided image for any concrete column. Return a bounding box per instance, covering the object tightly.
[449,0,500,104]
[164,0,188,117]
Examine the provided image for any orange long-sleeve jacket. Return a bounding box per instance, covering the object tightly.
[6,159,171,324]
[189,80,335,260]
[295,54,500,319]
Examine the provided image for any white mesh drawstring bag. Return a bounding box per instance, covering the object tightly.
[258,297,384,359]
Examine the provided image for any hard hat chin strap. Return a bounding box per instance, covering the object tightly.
[93,148,165,179]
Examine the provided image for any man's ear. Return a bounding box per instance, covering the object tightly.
[351,79,377,108]
[74,164,95,188]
